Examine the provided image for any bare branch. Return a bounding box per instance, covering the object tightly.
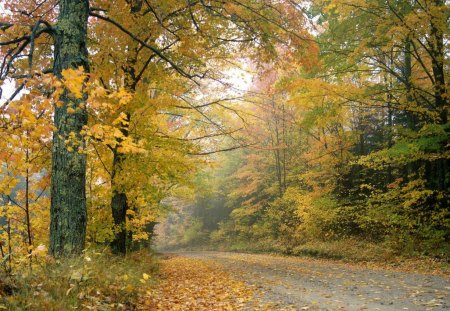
[188,143,256,155]
[157,127,243,141]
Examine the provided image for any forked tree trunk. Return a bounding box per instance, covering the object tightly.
[49,0,90,256]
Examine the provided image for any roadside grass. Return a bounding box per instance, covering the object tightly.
[290,240,450,275]
[0,249,158,310]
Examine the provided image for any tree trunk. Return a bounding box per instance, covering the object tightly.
[25,147,32,269]
[281,103,287,192]
[404,37,417,130]
[110,150,129,254]
[49,0,90,256]
[110,54,135,254]
[110,121,130,254]
[270,99,283,197]
[430,0,448,124]
[110,0,151,254]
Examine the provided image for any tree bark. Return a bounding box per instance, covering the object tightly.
[109,0,145,255]
[110,52,136,255]
[110,118,130,254]
[110,150,129,254]
[49,0,90,256]
[430,0,448,124]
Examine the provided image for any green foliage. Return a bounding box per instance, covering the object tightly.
[181,218,208,246]
[364,178,450,256]
[358,124,450,169]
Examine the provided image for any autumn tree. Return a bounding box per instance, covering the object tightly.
[1,0,87,255]
[85,0,316,254]
[0,77,53,270]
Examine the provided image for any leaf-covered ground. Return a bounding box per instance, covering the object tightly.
[4,251,447,310]
[139,255,285,310]
[144,252,449,311]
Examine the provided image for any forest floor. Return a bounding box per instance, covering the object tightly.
[142,251,450,311]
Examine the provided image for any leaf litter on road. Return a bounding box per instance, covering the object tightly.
[139,255,296,310]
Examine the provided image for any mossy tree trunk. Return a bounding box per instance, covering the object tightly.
[49,0,90,256]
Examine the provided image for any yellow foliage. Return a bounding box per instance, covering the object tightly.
[61,67,86,99]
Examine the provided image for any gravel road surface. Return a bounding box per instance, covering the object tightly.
[176,251,449,311]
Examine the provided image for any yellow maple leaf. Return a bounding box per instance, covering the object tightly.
[61,67,86,99]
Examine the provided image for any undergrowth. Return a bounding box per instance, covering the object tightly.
[0,249,158,310]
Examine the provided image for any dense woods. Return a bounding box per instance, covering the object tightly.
[0,0,448,309]
[157,0,449,260]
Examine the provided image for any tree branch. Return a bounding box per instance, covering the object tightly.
[188,142,256,155]
[89,11,204,82]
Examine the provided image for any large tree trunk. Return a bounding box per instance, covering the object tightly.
[49,0,90,256]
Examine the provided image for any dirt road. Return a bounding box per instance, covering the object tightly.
[176,251,449,311]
